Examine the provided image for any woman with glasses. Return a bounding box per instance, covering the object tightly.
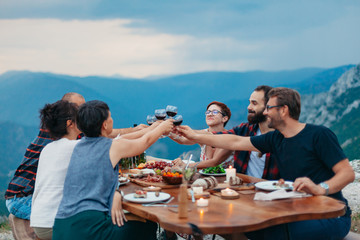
[172,101,234,169]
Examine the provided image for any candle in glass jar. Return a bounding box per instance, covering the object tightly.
[225,166,236,182]
[197,198,209,207]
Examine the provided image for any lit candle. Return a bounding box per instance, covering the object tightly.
[192,186,203,195]
[225,166,236,182]
[221,188,235,196]
[197,198,209,207]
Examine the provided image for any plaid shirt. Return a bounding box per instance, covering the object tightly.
[218,123,280,180]
[5,129,54,199]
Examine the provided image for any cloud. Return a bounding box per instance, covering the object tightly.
[0,0,359,78]
[0,19,192,77]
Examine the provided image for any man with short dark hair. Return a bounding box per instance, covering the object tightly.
[216,85,280,179]
[178,87,354,239]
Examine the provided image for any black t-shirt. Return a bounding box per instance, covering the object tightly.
[250,124,347,203]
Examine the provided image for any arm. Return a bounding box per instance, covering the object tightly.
[293,158,355,195]
[109,120,174,167]
[118,122,160,140]
[177,125,258,152]
[111,190,127,227]
[194,148,233,169]
[108,124,148,138]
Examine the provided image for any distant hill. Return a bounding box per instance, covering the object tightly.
[300,64,360,160]
[0,122,37,190]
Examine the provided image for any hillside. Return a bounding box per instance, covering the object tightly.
[301,64,360,160]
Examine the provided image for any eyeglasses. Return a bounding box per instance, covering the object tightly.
[205,110,225,116]
[266,105,283,111]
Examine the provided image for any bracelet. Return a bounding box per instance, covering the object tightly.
[116,189,124,200]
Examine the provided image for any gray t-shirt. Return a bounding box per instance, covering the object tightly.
[56,137,118,219]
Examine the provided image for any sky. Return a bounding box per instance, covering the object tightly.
[0,0,359,78]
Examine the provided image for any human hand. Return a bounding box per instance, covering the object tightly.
[111,191,127,227]
[159,119,174,135]
[134,124,148,131]
[172,158,185,167]
[176,125,197,140]
[293,177,324,196]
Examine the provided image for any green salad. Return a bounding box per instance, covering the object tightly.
[202,165,225,174]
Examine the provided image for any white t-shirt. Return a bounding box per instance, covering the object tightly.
[246,128,266,179]
[30,138,79,228]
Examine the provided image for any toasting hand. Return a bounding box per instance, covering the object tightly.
[159,119,175,135]
[176,125,198,141]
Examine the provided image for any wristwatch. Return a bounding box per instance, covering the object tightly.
[319,182,329,196]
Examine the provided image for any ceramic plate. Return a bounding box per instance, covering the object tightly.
[255,181,293,191]
[123,192,171,203]
[199,169,226,176]
[118,179,130,186]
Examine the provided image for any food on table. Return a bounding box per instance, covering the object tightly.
[141,161,172,170]
[229,176,243,186]
[137,163,146,169]
[140,169,156,175]
[202,165,225,174]
[191,176,218,189]
[144,174,163,183]
[162,171,182,178]
[134,190,147,198]
[118,177,128,183]
[272,178,290,188]
[129,169,141,174]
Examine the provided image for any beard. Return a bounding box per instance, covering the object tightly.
[268,115,283,129]
[247,110,266,124]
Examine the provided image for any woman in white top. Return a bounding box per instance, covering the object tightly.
[30,100,81,240]
[172,101,234,168]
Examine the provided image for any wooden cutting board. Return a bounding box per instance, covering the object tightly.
[129,178,181,189]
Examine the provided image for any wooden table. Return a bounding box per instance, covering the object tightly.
[121,173,346,237]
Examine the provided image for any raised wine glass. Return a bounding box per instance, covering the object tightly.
[155,109,166,120]
[146,115,157,125]
[173,115,183,126]
[166,105,178,118]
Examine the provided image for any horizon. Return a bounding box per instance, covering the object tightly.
[1,64,356,80]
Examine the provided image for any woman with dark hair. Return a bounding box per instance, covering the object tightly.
[172,101,234,169]
[30,100,81,239]
[52,100,173,240]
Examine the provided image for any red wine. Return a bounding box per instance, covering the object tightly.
[174,120,183,126]
[166,111,177,117]
[155,115,166,120]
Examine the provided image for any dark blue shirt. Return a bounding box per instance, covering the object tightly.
[250,124,347,203]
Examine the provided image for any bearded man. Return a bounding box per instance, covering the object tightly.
[216,85,280,180]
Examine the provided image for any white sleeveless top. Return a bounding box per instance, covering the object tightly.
[199,129,234,168]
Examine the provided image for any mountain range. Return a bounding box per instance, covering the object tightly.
[0,64,358,193]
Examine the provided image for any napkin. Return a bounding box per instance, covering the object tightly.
[254,189,312,201]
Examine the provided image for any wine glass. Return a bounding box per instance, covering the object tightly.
[173,115,183,126]
[146,115,157,125]
[166,105,178,118]
[155,109,166,120]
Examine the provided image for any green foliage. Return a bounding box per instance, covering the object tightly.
[331,103,360,160]
[203,165,225,174]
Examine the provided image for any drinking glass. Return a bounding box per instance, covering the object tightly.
[155,109,166,120]
[173,115,183,126]
[146,115,157,125]
[166,105,178,118]
[183,166,196,182]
